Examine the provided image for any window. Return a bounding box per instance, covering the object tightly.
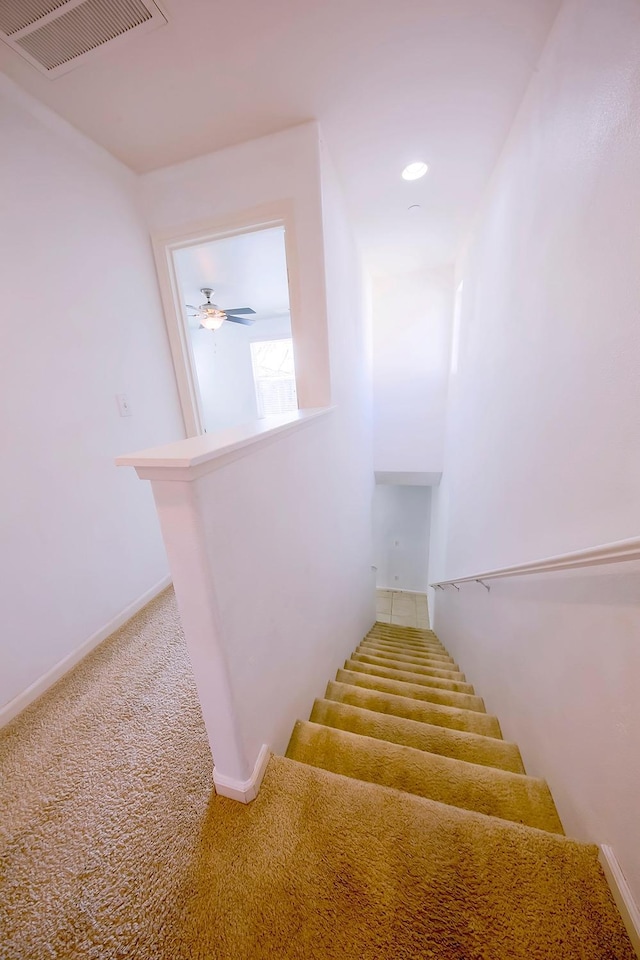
[250,338,298,417]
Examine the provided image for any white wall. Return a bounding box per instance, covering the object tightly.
[250,314,292,344]
[190,315,296,434]
[373,485,431,591]
[190,325,259,433]
[0,77,184,716]
[141,122,331,413]
[190,315,296,433]
[372,268,453,473]
[430,0,640,901]
[133,125,374,782]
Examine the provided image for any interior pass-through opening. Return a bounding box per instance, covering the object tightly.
[171,224,297,434]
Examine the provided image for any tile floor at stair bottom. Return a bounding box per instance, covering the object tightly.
[375,590,429,628]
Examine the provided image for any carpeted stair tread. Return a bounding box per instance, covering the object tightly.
[370,633,439,645]
[362,634,454,652]
[358,638,460,673]
[368,626,442,642]
[326,680,503,737]
[368,632,444,648]
[267,758,634,960]
[346,658,474,693]
[336,668,486,713]
[344,658,475,694]
[368,628,445,646]
[359,642,459,668]
[364,631,447,653]
[371,623,437,638]
[287,722,564,834]
[352,651,467,682]
[361,636,456,656]
[365,640,452,659]
[365,634,451,654]
[310,698,526,773]
[355,647,466,679]
[355,644,458,673]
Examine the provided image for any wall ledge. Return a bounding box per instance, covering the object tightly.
[116,408,333,481]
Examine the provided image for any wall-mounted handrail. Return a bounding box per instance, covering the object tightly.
[430,535,640,591]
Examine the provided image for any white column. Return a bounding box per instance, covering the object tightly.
[150,478,250,786]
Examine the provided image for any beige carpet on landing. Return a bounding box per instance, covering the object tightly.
[0,589,634,958]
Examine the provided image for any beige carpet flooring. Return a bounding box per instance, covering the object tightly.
[0,589,634,958]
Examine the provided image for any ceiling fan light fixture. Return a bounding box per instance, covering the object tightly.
[200,310,226,331]
[197,288,227,330]
[186,287,256,329]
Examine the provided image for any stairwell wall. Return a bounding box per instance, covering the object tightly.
[373,484,431,592]
[430,0,640,901]
[0,76,184,719]
[371,269,453,475]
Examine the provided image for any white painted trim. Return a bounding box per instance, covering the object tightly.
[599,845,640,957]
[376,587,429,596]
[431,535,640,588]
[116,408,333,481]
[213,744,271,803]
[0,575,172,729]
[150,200,320,437]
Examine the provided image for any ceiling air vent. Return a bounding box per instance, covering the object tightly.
[0,0,166,78]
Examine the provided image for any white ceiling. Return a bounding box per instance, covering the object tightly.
[0,0,561,275]
[174,226,290,327]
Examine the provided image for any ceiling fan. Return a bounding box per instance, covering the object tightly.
[186,288,256,331]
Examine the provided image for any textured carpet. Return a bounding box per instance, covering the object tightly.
[0,592,634,958]
[309,698,525,773]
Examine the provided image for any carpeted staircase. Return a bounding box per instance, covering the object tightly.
[287,622,563,833]
[284,620,636,956]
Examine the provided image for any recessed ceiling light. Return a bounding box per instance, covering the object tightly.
[402,161,429,181]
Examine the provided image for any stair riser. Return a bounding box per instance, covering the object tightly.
[360,643,459,668]
[355,649,465,679]
[369,633,438,646]
[326,681,502,738]
[367,630,440,644]
[362,646,456,666]
[336,670,486,713]
[368,633,445,650]
[367,638,449,655]
[353,652,466,681]
[360,637,452,660]
[372,624,435,636]
[345,660,475,695]
[310,699,525,774]
[287,722,563,835]
[370,625,437,636]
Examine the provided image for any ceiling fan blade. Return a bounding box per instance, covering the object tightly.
[226,314,255,326]
[186,304,199,311]
[224,307,256,315]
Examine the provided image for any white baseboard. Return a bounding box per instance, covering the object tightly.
[599,845,640,957]
[213,743,271,803]
[0,575,172,729]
